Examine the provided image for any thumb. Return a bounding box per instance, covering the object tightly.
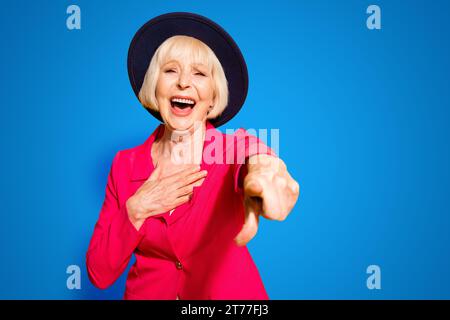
[148,164,162,182]
[234,197,260,246]
[244,178,263,198]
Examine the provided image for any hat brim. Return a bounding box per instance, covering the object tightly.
[127,12,248,127]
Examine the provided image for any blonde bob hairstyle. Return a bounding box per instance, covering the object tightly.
[138,35,229,120]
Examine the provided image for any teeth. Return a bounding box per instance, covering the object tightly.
[171,98,195,105]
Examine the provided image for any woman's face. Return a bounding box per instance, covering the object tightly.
[155,57,215,131]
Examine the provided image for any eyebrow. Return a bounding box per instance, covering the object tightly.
[192,63,208,70]
[162,60,208,68]
[162,60,179,67]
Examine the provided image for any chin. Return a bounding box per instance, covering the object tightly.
[166,116,196,131]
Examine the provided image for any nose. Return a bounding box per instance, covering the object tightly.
[177,70,191,89]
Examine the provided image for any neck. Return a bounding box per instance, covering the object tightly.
[157,121,206,165]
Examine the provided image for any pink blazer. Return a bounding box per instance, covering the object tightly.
[86,121,276,299]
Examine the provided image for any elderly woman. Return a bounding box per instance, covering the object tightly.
[86,12,299,300]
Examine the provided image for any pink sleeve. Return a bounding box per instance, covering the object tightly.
[86,151,145,289]
[231,128,278,195]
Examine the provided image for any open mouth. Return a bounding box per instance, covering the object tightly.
[170,97,196,116]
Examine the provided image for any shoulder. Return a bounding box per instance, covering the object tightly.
[107,143,143,182]
[110,125,161,177]
[212,127,258,151]
[114,142,146,165]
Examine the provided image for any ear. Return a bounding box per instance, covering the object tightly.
[207,105,214,116]
[206,92,217,117]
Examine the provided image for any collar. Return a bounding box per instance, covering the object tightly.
[130,120,218,181]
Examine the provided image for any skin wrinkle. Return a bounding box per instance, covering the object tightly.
[123,36,300,298]
[129,40,300,241]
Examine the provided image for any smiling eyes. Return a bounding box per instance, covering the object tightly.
[163,68,207,77]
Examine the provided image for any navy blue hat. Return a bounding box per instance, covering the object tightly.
[127,12,248,127]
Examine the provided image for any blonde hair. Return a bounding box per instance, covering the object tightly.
[138,35,229,120]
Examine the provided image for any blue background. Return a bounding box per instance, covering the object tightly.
[0,0,449,299]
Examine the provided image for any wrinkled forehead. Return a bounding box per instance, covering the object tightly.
[157,36,214,70]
